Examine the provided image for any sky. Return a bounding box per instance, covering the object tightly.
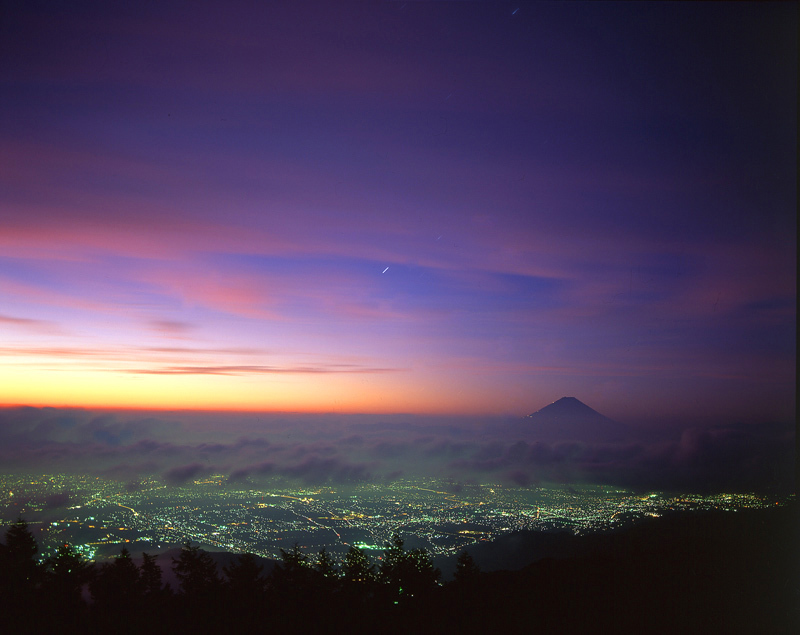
[0,1,796,428]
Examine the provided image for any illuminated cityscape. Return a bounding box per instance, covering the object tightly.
[0,1,794,631]
[1,473,788,563]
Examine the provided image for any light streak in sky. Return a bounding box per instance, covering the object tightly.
[0,1,793,421]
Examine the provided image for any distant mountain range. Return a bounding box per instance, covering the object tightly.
[509,397,629,442]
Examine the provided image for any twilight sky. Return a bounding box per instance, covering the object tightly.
[0,1,796,424]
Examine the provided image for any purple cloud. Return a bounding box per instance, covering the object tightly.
[163,463,214,486]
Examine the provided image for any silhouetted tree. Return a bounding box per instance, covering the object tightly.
[136,552,174,634]
[172,542,223,631]
[443,548,484,632]
[342,545,376,587]
[273,542,316,590]
[43,543,93,630]
[1,518,43,629]
[91,547,140,600]
[3,517,40,582]
[271,543,328,630]
[379,533,407,588]
[279,542,309,569]
[222,552,267,630]
[340,544,378,628]
[454,549,480,583]
[401,546,441,597]
[172,541,221,597]
[45,542,92,592]
[140,551,164,598]
[224,551,266,597]
[90,548,142,632]
[379,533,440,604]
[315,546,338,579]
[2,518,41,590]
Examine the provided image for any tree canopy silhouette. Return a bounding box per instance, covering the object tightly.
[172,541,222,597]
[379,533,441,604]
[454,549,480,583]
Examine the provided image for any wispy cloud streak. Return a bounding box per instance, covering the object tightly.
[120,364,401,376]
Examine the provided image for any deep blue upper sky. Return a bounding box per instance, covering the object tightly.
[0,1,795,423]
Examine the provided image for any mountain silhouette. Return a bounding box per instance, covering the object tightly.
[510,397,629,442]
[527,397,611,422]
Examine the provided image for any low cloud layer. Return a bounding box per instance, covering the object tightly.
[0,407,793,495]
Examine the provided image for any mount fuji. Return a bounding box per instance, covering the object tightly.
[510,397,629,442]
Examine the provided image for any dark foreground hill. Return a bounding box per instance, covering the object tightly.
[2,502,796,634]
[436,502,799,635]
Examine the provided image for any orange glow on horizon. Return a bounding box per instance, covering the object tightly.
[0,366,512,415]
